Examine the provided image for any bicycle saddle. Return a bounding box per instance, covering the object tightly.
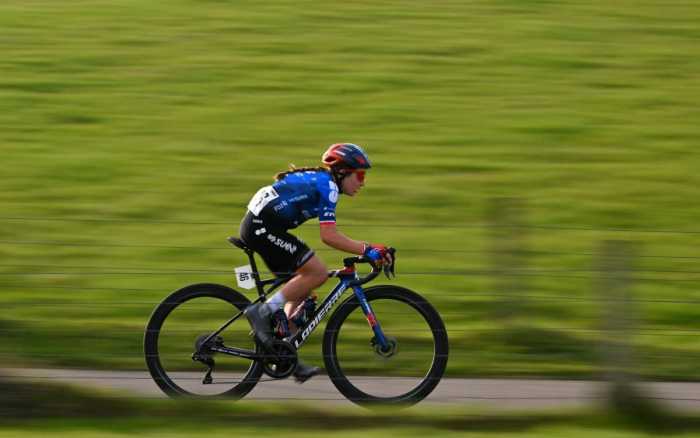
[227,236,251,252]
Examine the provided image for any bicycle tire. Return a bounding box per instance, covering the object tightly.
[322,285,448,407]
[144,283,263,398]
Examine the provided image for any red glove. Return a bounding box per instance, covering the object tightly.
[363,243,393,266]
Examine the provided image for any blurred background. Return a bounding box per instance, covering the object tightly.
[2,0,700,435]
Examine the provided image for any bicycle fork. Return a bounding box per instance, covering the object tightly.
[352,285,392,353]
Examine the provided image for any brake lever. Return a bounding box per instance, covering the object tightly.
[383,248,396,279]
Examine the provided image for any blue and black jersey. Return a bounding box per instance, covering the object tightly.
[246,170,339,230]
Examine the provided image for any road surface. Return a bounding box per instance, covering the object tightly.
[4,368,700,412]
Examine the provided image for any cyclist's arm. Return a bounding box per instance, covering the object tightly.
[320,224,365,254]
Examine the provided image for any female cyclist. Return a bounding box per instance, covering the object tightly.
[240,143,393,383]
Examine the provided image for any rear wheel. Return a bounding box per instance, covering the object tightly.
[322,285,448,407]
[144,283,262,398]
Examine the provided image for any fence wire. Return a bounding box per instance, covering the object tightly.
[5,215,700,235]
[4,239,700,260]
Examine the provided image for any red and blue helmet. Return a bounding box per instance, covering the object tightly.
[322,143,371,171]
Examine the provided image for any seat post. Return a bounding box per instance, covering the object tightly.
[245,249,266,298]
[228,236,267,298]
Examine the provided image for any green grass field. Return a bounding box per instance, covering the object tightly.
[3,379,700,437]
[6,417,700,438]
[2,0,700,379]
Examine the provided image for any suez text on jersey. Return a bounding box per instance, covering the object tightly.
[293,282,347,349]
[266,233,297,254]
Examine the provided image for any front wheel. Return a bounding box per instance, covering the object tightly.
[322,285,448,407]
[144,283,263,398]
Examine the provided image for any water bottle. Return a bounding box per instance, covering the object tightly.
[291,293,317,327]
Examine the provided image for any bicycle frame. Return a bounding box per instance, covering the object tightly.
[290,272,389,351]
[204,258,391,361]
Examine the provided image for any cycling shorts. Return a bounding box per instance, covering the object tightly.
[239,211,315,277]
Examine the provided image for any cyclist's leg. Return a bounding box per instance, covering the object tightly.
[280,256,326,382]
[240,216,322,380]
[241,219,323,343]
[243,220,326,303]
[284,256,325,334]
[280,255,327,303]
[260,250,325,382]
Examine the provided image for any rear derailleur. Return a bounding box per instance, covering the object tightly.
[192,334,224,384]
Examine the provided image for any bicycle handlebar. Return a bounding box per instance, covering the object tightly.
[341,247,396,286]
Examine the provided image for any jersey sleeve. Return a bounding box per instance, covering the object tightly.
[318,178,339,226]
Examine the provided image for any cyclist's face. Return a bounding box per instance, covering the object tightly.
[342,171,365,196]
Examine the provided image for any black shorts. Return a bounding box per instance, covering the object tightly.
[239,211,315,277]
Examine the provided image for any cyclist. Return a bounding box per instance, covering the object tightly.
[240,143,393,383]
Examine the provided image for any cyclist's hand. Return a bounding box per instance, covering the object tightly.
[363,243,393,266]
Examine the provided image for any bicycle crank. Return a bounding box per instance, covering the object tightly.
[261,339,298,379]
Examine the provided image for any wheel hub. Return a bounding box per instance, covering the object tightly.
[371,336,398,358]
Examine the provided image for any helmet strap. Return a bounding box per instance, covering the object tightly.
[330,168,350,194]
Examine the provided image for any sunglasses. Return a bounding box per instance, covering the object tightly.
[353,170,366,183]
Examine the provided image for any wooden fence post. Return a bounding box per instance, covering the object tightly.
[597,240,662,416]
[487,197,528,325]
[598,240,637,384]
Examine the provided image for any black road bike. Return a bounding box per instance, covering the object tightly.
[144,237,448,407]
